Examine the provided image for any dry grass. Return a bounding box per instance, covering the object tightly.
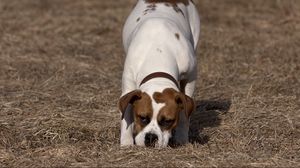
[0,0,299,167]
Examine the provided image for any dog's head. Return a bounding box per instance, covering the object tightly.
[119,88,194,147]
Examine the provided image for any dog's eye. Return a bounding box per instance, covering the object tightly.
[139,116,150,125]
[159,118,175,127]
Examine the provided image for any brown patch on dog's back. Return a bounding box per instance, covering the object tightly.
[175,33,180,40]
[147,3,157,9]
[145,0,186,16]
[145,0,190,6]
[143,2,157,15]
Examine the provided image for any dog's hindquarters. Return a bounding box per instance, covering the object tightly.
[186,2,200,50]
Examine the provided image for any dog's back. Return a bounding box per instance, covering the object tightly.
[123,0,200,53]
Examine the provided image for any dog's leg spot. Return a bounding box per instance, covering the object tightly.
[175,33,180,40]
[137,17,141,22]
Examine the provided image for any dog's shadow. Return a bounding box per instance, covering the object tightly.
[188,99,231,145]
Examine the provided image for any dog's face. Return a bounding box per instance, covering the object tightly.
[119,88,194,147]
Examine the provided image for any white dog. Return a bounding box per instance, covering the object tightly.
[119,0,200,147]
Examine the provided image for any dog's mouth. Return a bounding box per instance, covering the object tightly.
[133,129,176,147]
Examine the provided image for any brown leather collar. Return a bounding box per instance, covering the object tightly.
[139,72,179,88]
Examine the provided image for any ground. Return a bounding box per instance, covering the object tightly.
[0,0,299,167]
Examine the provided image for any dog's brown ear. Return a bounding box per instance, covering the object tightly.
[118,90,142,114]
[175,93,195,117]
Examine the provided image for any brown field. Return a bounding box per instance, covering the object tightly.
[0,0,300,167]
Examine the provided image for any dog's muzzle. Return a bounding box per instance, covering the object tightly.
[144,133,158,147]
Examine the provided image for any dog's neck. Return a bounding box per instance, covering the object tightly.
[139,76,179,95]
[140,72,179,88]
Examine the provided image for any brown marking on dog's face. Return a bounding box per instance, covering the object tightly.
[153,88,194,131]
[145,0,190,6]
[175,33,180,40]
[132,92,153,136]
[119,91,153,136]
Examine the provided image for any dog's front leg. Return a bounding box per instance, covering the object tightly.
[173,111,190,145]
[174,73,197,145]
[184,80,196,98]
[120,105,135,146]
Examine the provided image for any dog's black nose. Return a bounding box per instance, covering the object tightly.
[145,133,158,147]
